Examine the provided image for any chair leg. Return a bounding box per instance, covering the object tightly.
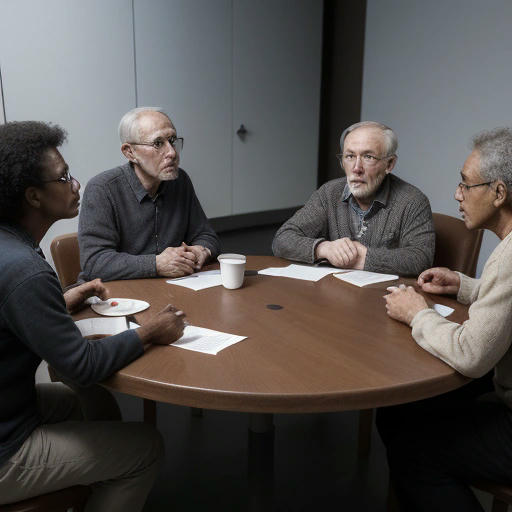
[492,497,510,512]
[358,408,374,458]
[386,477,400,512]
[143,399,156,426]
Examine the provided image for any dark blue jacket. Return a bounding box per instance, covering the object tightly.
[0,223,143,466]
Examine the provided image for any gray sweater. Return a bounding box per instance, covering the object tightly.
[272,174,434,276]
[0,223,142,467]
[78,163,220,281]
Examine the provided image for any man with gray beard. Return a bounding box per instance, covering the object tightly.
[272,121,434,276]
[78,107,220,282]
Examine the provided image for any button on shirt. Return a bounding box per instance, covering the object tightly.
[342,182,386,240]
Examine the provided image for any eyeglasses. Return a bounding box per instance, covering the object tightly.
[128,135,184,154]
[336,153,391,167]
[457,181,493,197]
[40,170,78,187]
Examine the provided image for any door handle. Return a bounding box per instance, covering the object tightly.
[236,124,247,138]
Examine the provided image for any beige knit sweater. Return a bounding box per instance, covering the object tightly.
[411,230,512,407]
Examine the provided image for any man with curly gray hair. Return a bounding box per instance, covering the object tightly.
[381,127,512,511]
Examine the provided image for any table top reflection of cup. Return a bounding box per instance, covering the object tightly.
[217,253,246,289]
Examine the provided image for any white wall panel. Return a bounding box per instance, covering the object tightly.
[362,0,512,275]
[232,0,322,214]
[134,0,232,218]
[0,0,135,262]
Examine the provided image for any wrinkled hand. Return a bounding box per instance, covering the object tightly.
[417,267,460,295]
[315,238,367,269]
[182,242,211,270]
[64,278,108,313]
[136,304,186,346]
[384,284,429,325]
[156,246,197,277]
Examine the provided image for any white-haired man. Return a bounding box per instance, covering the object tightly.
[79,107,220,281]
[272,121,435,276]
[381,127,512,511]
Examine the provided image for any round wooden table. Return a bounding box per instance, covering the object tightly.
[75,255,469,414]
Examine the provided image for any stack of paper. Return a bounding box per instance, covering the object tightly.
[75,317,132,336]
[258,264,340,282]
[171,325,247,355]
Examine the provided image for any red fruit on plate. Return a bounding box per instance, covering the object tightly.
[110,301,119,307]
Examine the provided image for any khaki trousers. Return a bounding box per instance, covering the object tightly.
[0,383,163,512]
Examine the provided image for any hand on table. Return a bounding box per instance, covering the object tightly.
[136,304,186,346]
[417,267,460,295]
[315,238,367,269]
[156,246,197,277]
[384,284,429,325]
[181,242,211,270]
[64,278,108,313]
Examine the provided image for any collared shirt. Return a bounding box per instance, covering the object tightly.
[341,180,388,240]
[78,163,220,281]
[272,174,435,276]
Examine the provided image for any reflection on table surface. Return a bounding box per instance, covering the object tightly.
[74,256,469,413]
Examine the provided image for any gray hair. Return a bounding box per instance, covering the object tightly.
[118,107,171,143]
[340,121,398,157]
[472,128,512,195]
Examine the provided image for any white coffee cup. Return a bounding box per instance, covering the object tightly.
[217,253,246,289]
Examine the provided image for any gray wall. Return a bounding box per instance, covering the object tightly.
[0,0,136,261]
[0,0,322,263]
[361,0,512,276]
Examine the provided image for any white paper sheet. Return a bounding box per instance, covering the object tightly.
[75,317,129,336]
[258,264,340,282]
[171,325,247,355]
[433,303,455,317]
[166,270,222,290]
[333,270,399,287]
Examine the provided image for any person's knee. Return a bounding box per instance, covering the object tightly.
[128,422,165,469]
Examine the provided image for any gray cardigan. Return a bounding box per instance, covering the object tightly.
[272,174,435,276]
[78,163,220,281]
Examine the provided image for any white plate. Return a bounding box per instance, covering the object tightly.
[90,298,149,316]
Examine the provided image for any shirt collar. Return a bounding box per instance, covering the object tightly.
[341,174,392,208]
[122,162,167,203]
[0,221,42,251]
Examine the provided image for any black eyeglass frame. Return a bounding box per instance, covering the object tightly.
[457,181,494,193]
[128,135,184,153]
[39,170,76,185]
[335,153,393,166]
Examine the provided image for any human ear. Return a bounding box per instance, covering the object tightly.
[493,181,508,208]
[121,143,137,163]
[24,186,43,209]
[385,155,397,174]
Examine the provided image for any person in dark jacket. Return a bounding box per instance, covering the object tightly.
[0,121,185,511]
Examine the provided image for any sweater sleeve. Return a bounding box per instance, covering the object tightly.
[78,183,156,281]
[272,188,327,263]
[410,243,512,378]
[364,191,435,276]
[0,270,143,386]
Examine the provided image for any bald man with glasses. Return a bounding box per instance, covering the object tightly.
[272,121,435,276]
[78,107,220,282]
